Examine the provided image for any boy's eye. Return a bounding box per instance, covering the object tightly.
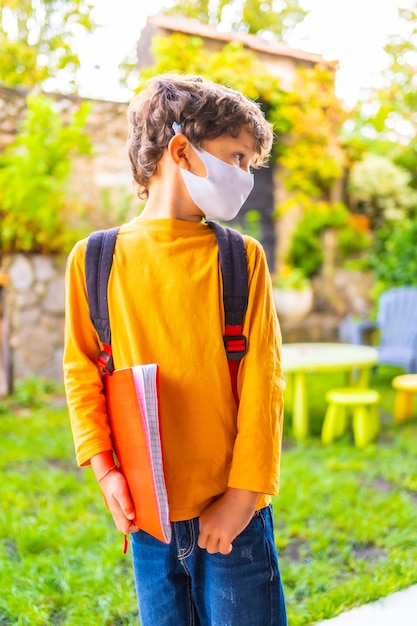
[234,153,253,172]
[234,153,247,167]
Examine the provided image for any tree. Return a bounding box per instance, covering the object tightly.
[376,4,417,140]
[240,0,307,38]
[0,0,95,91]
[161,0,307,40]
[137,33,283,105]
[344,2,417,184]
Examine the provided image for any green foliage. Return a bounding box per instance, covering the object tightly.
[0,0,96,91]
[342,152,417,294]
[0,93,92,254]
[6,376,62,411]
[348,152,417,228]
[275,65,346,202]
[162,0,212,22]
[139,33,208,79]
[241,0,307,37]
[242,209,263,241]
[286,202,370,278]
[229,209,263,240]
[99,187,139,228]
[367,211,417,293]
[394,135,417,183]
[376,5,417,146]
[273,266,310,290]
[342,2,417,184]
[138,34,283,107]
[160,0,307,40]
[337,221,371,259]
[1,369,416,624]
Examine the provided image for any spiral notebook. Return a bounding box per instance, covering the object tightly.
[104,363,171,544]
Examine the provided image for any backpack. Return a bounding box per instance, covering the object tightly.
[85,221,248,405]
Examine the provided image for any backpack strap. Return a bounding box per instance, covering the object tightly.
[85,226,120,374]
[84,222,249,405]
[208,221,248,406]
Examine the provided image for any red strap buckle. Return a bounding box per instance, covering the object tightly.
[98,345,114,374]
[223,335,247,361]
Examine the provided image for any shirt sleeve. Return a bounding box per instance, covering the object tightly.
[227,237,285,496]
[63,239,113,466]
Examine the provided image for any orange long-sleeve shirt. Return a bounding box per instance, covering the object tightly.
[63,217,285,521]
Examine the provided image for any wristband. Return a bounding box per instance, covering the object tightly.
[97,464,118,483]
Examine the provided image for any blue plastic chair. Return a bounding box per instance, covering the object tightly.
[339,287,417,374]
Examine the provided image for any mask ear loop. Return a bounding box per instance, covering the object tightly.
[172,121,182,135]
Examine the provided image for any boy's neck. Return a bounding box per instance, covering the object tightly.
[140,201,203,223]
[141,179,204,222]
[139,145,205,222]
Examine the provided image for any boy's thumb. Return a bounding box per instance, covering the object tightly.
[124,506,135,521]
[119,497,135,520]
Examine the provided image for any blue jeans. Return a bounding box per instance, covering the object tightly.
[130,504,287,626]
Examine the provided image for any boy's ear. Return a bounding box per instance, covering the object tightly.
[168,134,191,170]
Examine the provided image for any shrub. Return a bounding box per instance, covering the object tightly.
[273,265,310,290]
[286,202,370,278]
[369,209,417,294]
[0,93,92,254]
[348,153,417,228]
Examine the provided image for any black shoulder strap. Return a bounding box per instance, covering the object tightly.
[85,226,119,373]
[207,221,248,329]
[208,221,248,406]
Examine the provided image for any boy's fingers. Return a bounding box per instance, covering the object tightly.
[198,531,233,555]
[103,480,136,528]
[113,493,135,521]
[105,473,136,521]
[112,504,137,533]
[219,539,233,555]
[122,503,135,521]
[197,529,208,550]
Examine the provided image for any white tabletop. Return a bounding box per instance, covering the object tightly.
[282,343,378,373]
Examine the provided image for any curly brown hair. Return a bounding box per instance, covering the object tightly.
[127,73,274,198]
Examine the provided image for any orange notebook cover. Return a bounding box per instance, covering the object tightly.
[104,363,171,544]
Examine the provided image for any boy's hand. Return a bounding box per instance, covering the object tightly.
[99,469,139,534]
[198,487,259,555]
[90,451,138,534]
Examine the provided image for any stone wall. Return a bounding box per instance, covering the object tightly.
[2,254,66,387]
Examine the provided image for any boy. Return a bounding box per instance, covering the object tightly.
[63,73,287,625]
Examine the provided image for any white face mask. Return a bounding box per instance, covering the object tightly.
[179,143,254,222]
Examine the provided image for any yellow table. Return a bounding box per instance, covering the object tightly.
[282,342,378,440]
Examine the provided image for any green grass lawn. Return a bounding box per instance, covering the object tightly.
[278,366,417,624]
[1,368,416,625]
